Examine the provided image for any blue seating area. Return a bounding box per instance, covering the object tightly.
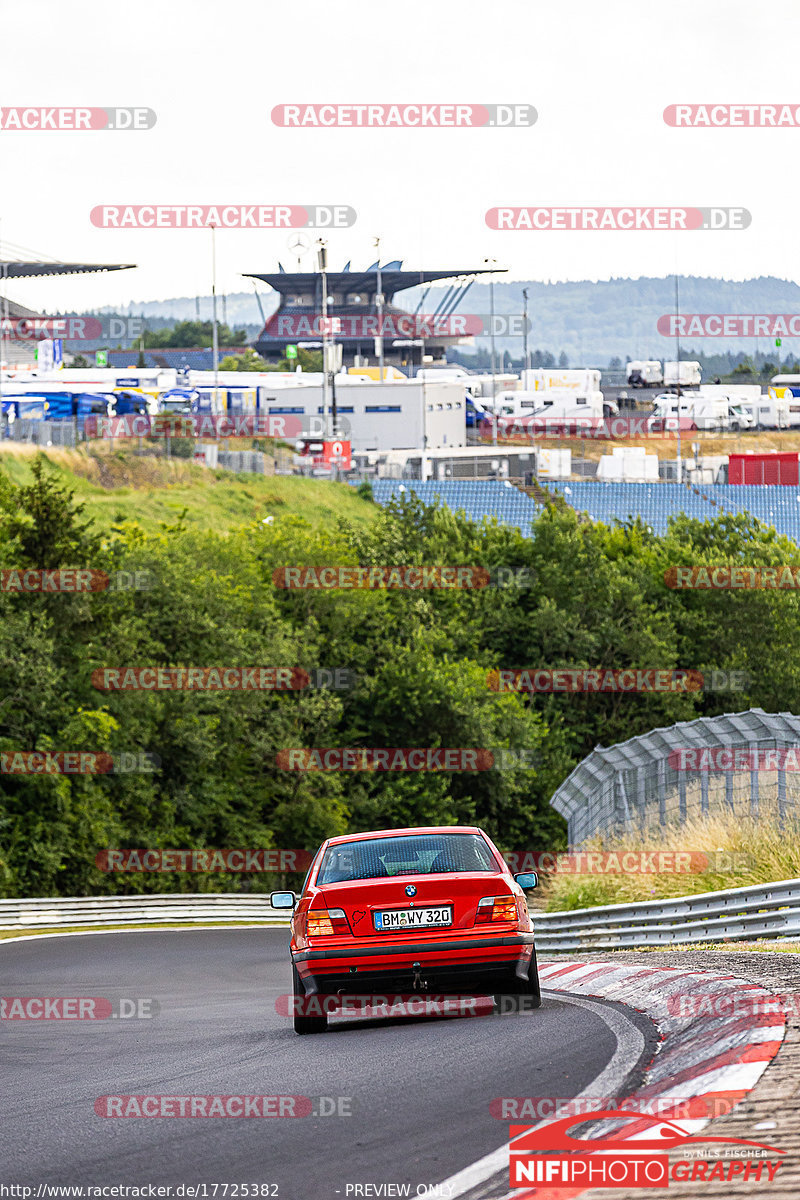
[546,481,800,544]
[369,480,541,537]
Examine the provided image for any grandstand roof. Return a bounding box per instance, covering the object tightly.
[244,266,501,298]
[0,262,135,279]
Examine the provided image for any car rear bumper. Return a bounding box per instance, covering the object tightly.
[293,932,536,996]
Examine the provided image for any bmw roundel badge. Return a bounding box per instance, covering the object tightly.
[405,884,417,897]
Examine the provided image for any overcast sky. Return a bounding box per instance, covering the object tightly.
[2,0,798,314]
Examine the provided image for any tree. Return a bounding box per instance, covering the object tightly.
[218,349,274,371]
[558,351,569,367]
[0,456,99,567]
[143,321,247,349]
[278,347,323,371]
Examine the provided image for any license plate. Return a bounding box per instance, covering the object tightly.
[374,906,453,930]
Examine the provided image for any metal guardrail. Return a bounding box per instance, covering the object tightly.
[534,877,800,950]
[0,894,289,930]
[2,880,800,947]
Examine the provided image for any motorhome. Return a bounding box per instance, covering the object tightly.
[415,368,520,398]
[649,392,753,431]
[663,361,702,387]
[530,389,617,419]
[522,368,601,393]
[626,360,663,388]
[769,380,800,427]
[738,394,789,429]
[481,389,540,417]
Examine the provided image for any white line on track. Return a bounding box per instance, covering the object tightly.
[436,990,647,1199]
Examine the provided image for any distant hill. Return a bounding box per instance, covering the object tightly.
[97,276,800,364]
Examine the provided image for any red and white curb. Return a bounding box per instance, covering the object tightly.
[440,959,787,1199]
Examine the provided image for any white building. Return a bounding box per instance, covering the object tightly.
[252,379,467,452]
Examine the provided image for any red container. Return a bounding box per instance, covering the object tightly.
[728,452,799,485]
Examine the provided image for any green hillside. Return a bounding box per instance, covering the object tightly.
[0,445,376,535]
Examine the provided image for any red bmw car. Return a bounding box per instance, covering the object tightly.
[270,826,541,1034]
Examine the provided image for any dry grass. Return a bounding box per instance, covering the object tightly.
[490,429,800,462]
[541,813,800,911]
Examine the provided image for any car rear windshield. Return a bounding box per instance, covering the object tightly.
[317,833,498,884]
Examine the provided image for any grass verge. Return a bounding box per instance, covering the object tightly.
[541,814,800,911]
[0,446,376,534]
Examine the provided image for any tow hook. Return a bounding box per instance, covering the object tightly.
[411,961,428,991]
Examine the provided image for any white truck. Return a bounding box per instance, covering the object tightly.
[626,360,663,388]
[663,361,702,388]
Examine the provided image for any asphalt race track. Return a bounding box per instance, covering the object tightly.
[0,930,657,1199]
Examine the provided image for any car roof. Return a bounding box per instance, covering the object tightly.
[325,826,484,846]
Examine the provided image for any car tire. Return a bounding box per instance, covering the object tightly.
[494,948,542,1014]
[292,962,328,1035]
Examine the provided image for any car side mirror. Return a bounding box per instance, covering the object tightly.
[514,872,538,889]
[270,890,297,909]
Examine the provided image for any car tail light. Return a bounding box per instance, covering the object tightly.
[306,907,352,937]
[476,895,518,924]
